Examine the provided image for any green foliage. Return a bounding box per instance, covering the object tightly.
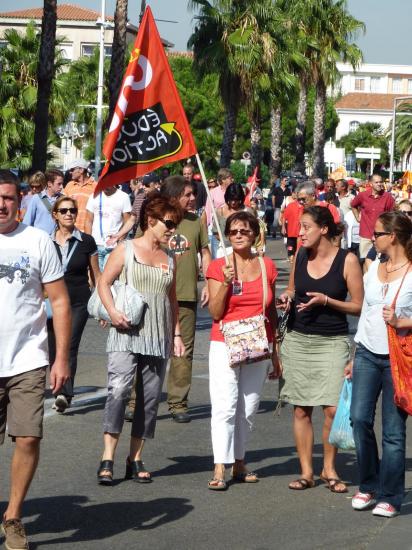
[0,22,68,170]
[337,122,389,165]
[168,55,224,171]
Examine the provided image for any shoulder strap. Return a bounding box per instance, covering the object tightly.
[41,195,53,214]
[258,256,268,314]
[123,240,135,285]
[391,264,411,308]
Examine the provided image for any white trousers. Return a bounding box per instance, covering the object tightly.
[209,341,270,464]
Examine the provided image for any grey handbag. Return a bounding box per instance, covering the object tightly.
[87,240,146,325]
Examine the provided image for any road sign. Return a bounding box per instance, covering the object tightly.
[355,153,381,159]
[355,147,381,154]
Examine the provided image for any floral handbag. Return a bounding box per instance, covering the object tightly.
[387,264,412,415]
[220,256,271,368]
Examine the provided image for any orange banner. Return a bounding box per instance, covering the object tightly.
[96,6,197,193]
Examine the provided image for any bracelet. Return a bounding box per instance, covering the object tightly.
[324,295,328,306]
[174,334,182,338]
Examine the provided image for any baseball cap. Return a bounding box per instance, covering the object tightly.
[142,172,160,186]
[68,158,89,171]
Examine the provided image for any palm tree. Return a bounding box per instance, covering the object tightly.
[189,0,243,168]
[394,105,412,167]
[224,0,299,171]
[309,0,364,177]
[107,0,128,128]
[0,23,67,170]
[32,0,57,171]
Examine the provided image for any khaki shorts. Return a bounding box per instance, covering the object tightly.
[0,367,47,444]
[359,237,373,259]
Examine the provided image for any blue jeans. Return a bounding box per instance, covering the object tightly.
[350,343,407,510]
[97,246,112,271]
[210,234,220,259]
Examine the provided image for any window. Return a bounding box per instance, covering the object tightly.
[392,78,402,93]
[354,78,365,91]
[349,121,360,133]
[370,77,381,92]
[81,43,112,58]
[408,79,412,94]
[60,43,73,61]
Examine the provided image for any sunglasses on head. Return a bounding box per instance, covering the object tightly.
[158,217,177,230]
[57,207,78,215]
[228,228,253,237]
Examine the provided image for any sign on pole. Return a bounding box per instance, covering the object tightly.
[355,147,381,174]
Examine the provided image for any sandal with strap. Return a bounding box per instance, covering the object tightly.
[97,460,114,486]
[125,457,152,483]
[288,478,315,490]
[319,474,347,493]
[208,478,227,491]
[232,471,259,483]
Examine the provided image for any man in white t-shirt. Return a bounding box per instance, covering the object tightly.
[84,186,131,270]
[0,170,71,550]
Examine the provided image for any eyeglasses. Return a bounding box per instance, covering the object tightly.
[373,231,391,239]
[158,217,177,230]
[228,229,253,237]
[297,197,306,203]
[57,207,78,215]
[400,210,412,217]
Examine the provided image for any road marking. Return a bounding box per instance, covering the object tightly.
[44,388,107,418]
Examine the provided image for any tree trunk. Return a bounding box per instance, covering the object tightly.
[250,109,261,172]
[269,105,282,178]
[312,78,327,179]
[107,0,128,128]
[293,74,308,174]
[32,0,57,171]
[220,101,238,168]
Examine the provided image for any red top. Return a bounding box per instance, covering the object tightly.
[283,201,303,237]
[283,200,340,238]
[350,191,395,238]
[206,256,278,342]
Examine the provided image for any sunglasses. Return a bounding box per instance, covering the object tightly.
[373,231,391,238]
[30,185,42,189]
[158,217,177,230]
[228,229,253,237]
[57,207,78,215]
[401,210,412,217]
[297,197,306,202]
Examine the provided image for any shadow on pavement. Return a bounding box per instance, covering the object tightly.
[0,496,193,548]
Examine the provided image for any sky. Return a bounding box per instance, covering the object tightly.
[2,0,412,65]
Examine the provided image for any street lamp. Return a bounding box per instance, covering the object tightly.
[389,96,412,183]
[55,112,88,171]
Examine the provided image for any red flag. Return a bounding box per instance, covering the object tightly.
[95,6,197,193]
[244,167,260,207]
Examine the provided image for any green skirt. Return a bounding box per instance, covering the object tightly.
[279,330,350,407]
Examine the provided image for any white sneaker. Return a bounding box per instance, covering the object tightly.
[54,394,69,413]
[372,502,399,518]
[352,491,376,510]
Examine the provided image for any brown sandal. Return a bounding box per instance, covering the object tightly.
[319,474,347,493]
[288,478,315,490]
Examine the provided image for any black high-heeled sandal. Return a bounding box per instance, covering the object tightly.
[125,457,152,483]
[97,460,114,485]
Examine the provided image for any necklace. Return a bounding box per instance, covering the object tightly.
[385,260,409,274]
[382,261,410,299]
[234,254,254,276]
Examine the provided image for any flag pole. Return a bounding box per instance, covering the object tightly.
[195,153,229,265]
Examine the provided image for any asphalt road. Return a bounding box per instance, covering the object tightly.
[1,237,411,550]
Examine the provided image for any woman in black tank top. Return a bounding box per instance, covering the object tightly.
[278,206,363,493]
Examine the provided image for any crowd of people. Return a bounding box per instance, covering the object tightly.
[1,163,412,549]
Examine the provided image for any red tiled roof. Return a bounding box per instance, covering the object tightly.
[0,3,113,22]
[335,93,407,111]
